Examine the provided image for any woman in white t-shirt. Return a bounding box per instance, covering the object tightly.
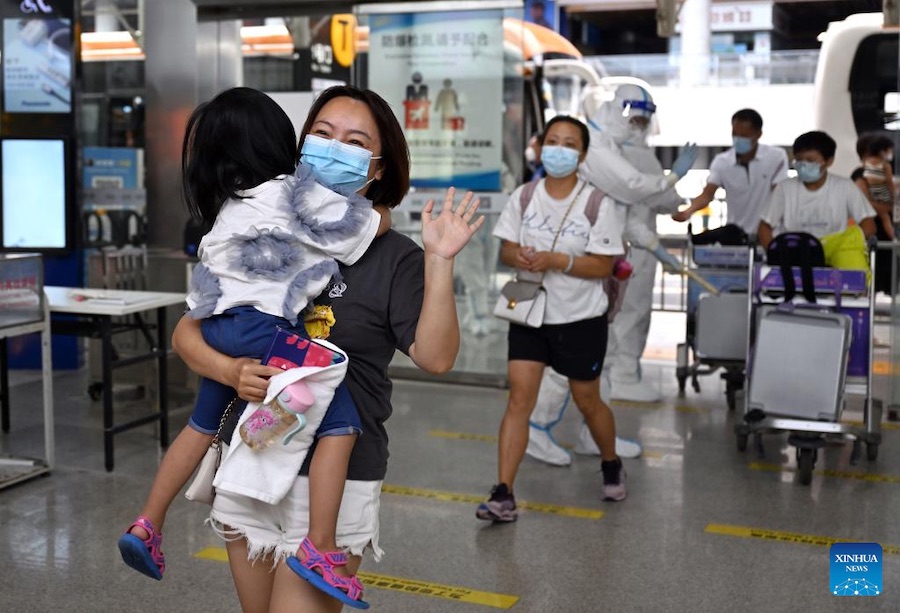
[478,116,627,523]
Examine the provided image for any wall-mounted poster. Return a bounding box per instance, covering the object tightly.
[3,17,72,113]
[368,9,504,191]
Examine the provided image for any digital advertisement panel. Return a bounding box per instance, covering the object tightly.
[3,16,72,113]
[368,10,505,190]
[2,139,67,249]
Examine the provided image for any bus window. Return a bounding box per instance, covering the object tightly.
[849,33,899,135]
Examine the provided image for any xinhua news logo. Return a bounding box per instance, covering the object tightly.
[830,543,882,596]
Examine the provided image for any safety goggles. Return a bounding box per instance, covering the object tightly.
[622,99,657,116]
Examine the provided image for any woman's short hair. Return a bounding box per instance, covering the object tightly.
[540,115,590,152]
[181,87,297,223]
[299,86,411,208]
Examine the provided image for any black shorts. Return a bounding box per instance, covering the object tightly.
[507,314,608,381]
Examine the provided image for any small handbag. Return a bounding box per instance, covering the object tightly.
[493,279,547,327]
[184,398,238,505]
[493,182,586,328]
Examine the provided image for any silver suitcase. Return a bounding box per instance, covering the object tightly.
[695,292,749,361]
[748,308,852,421]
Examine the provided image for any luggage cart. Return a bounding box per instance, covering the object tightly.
[734,252,881,485]
[676,245,754,410]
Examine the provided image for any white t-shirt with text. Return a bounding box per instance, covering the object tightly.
[492,179,625,324]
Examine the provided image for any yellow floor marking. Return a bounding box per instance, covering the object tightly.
[429,429,497,443]
[428,429,666,461]
[195,547,228,563]
[749,461,900,484]
[194,548,518,609]
[610,399,664,409]
[704,523,900,555]
[354,571,518,608]
[381,484,603,520]
[841,419,900,431]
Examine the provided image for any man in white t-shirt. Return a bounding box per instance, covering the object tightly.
[758,130,875,248]
[674,108,788,236]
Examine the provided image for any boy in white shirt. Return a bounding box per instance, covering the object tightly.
[758,130,875,249]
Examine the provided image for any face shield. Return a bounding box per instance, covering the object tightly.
[585,82,659,145]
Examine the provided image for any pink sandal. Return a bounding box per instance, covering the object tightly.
[117,516,166,580]
[286,537,369,609]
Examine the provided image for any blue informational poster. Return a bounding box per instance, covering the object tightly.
[82,147,143,189]
[368,10,505,191]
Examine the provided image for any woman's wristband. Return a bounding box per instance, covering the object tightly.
[562,254,575,274]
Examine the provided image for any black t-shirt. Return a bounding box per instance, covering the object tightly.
[300,229,424,481]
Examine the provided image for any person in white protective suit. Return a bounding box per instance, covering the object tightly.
[584,83,695,402]
[526,83,697,463]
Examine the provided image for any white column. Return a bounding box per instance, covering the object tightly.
[678,0,711,87]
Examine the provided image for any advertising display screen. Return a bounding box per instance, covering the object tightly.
[1,138,68,250]
[3,17,72,113]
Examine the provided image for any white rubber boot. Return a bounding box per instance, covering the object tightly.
[573,423,643,459]
[525,425,572,466]
[609,378,662,403]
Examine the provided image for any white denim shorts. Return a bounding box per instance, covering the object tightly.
[209,477,384,567]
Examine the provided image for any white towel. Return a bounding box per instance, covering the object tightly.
[213,339,348,504]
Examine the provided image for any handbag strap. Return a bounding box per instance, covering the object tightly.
[530,179,588,283]
[212,397,239,446]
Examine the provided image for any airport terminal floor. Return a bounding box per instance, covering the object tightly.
[1,314,899,612]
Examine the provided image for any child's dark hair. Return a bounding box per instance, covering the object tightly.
[792,131,836,160]
[732,108,763,131]
[182,87,297,223]
[863,133,894,158]
[540,115,590,152]
[855,133,874,160]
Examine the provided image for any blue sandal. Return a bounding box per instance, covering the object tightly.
[286,537,369,609]
[118,516,165,580]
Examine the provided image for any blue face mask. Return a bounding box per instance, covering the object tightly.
[795,161,823,184]
[733,136,754,155]
[540,145,580,178]
[300,134,381,193]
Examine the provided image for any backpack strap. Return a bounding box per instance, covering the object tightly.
[519,180,604,226]
[519,179,540,216]
[797,237,818,304]
[584,187,605,227]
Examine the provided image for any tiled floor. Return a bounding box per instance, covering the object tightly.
[1,338,899,611]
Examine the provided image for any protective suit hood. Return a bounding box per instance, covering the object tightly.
[586,83,656,147]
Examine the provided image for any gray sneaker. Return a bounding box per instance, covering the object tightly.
[476,483,518,522]
[601,459,627,502]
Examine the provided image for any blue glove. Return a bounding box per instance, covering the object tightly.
[671,143,698,179]
[652,244,682,273]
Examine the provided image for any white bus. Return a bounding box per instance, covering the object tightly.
[813,12,898,177]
